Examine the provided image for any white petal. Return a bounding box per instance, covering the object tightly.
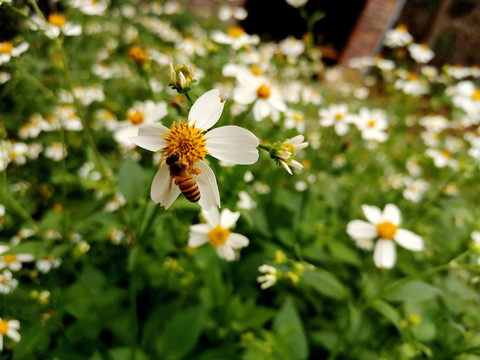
[216,244,236,261]
[382,203,402,225]
[6,329,20,342]
[394,228,424,251]
[0,245,10,254]
[280,160,292,174]
[253,99,271,120]
[373,239,396,269]
[17,254,34,262]
[150,163,180,209]
[362,205,382,225]
[7,320,19,330]
[63,23,82,36]
[227,233,249,249]
[9,262,22,271]
[130,135,166,152]
[138,123,170,137]
[0,334,3,351]
[189,223,211,234]
[205,126,259,165]
[220,209,240,229]
[195,161,220,210]
[11,42,29,56]
[188,89,225,130]
[233,86,257,105]
[346,220,377,239]
[188,230,209,248]
[201,207,220,228]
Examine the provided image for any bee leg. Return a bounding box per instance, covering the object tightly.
[192,168,202,175]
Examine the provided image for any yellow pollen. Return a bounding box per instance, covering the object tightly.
[441,149,451,158]
[420,44,429,50]
[471,89,480,101]
[208,225,230,247]
[250,65,263,76]
[126,109,144,125]
[335,113,343,121]
[377,221,398,239]
[257,84,271,99]
[2,254,17,264]
[161,122,208,166]
[0,42,13,54]
[407,72,418,81]
[227,26,245,38]
[368,120,376,127]
[0,320,8,335]
[48,13,67,27]
[293,113,303,122]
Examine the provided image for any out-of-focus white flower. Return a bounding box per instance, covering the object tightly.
[319,103,354,136]
[211,26,260,50]
[188,207,249,261]
[426,148,459,169]
[0,71,11,84]
[353,108,389,143]
[384,24,413,48]
[257,264,278,289]
[104,193,127,212]
[284,109,306,133]
[402,178,430,203]
[36,255,61,273]
[408,43,434,64]
[0,245,34,271]
[9,142,29,165]
[0,270,18,294]
[285,0,309,8]
[44,142,67,161]
[451,81,480,117]
[70,0,108,15]
[394,72,428,96]
[237,190,256,210]
[28,14,81,39]
[0,41,29,65]
[0,317,20,350]
[347,204,424,269]
[218,5,248,21]
[278,36,305,59]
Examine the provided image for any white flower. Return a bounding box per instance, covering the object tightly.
[384,24,413,48]
[0,71,11,84]
[319,103,354,136]
[114,101,168,149]
[0,41,29,65]
[353,108,389,143]
[408,43,434,64]
[285,0,309,8]
[273,135,309,175]
[28,14,82,39]
[44,142,67,161]
[402,178,430,203]
[0,317,20,350]
[130,89,260,209]
[237,190,256,210]
[0,270,18,294]
[426,148,459,169]
[211,26,260,50]
[0,245,34,271]
[257,264,278,289]
[278,36,305,58]
[347,204,424,269]
[284,109,306,133]
[71,0,108,15]
[218,5,248,21]
[188,207,249,261]
[36,255,61,273]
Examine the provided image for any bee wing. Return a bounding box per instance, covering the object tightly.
[195,161,220,210]
[151,162,181,209]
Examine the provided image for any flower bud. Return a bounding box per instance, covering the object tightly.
[169,63,194,93]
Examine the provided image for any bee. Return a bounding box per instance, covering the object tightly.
[166,153,202,203]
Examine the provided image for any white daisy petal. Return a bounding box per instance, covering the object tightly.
[227,233,249,248]
[7,320,18,330]
[253,99,271,120]
[130,135,166,152]
[373,239,396,269]
[382,203,402,225]
[138,123,170,137]
[220,209,240,229]
[188,231,209,247]
[205,126,259,164]
[394,228,424,251]
[362,205,382,225]
[346,220,377,239]
[189,223,211,234]
[195,161,220,210]
[17,254,34,262]
[0,245,10,254]
[150,163,181,208]
[9,262,22,271]
[188,89,225,130]
[0,334,3,351]
[6,329,20,342]
[201,207,220,228]
[216,244,236,261]
[233,86,257,105]
[63,23,82,36]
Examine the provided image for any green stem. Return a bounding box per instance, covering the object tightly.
[28,0,48,23]
[5,3,29,17]
[258,144,271,153]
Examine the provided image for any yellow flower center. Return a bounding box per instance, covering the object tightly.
[2,254,17,264]
[257,84,271,99]
[0,320,9,335]
[368,120,376,127]
[250,65,263,76]
[208,225,230,247]
[396,24,408,32]
[0,278,7,285]
[227,26,245,38]
[48,13,66,27]
[407,72,418,81]
[293,113,304,122]
[0,42,13,54]
[335,113,343,121]
[471,89,480,101]
[161,122,208,166]
[128,46,149,64]
[441,149,451,158]
[126,109,144,125]
[376,221,398,239]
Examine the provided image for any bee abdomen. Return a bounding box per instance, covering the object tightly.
[177,176,200,202]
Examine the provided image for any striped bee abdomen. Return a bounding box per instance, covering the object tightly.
[176,176,200,202]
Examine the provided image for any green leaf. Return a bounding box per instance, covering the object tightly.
[272,296,309,360]
[302,269,348,300]
[118,156,148,205]
[372,300,401,329]
[385,280,442,302]
[156,304,206,359]
[108,347,150,360]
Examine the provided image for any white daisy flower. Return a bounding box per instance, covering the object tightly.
[188,207,249,261]
[402,178,430,203]
[347,204,424,269]
[36,255,62,273]
[271,135,309,175]
[0,245,34,271]
[0,317,20,351]
[278,36,305,59]
[319,103,354,136]
[426,148,459,169]
[408,43,434,64]
[0,41,29,65]
[257,264,278,289]
[28,14,82,39]
[70,0,108,15]
[130,89,260,210]
[0,71,11,84]
[211,26,260,51]
[384,24,413,48]
[353,108,389,143]
[44,142,67,161]
[0,270,18,294]
[218,5,248,21]
[114,101,168,150]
